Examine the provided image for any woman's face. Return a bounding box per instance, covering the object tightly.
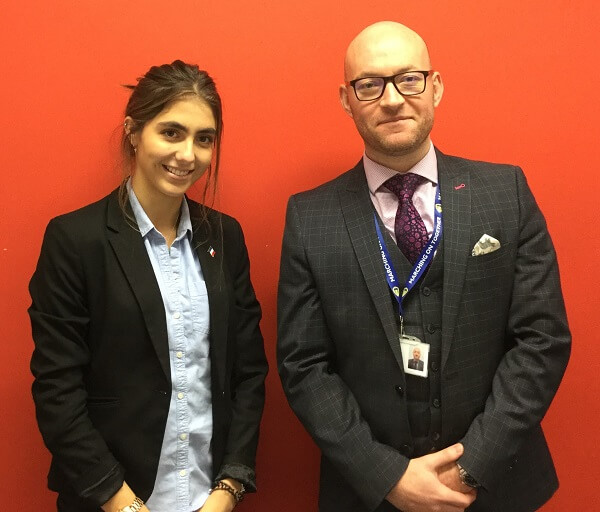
[128,95,216,205]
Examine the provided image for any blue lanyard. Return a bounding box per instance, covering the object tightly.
[374,184,443,320]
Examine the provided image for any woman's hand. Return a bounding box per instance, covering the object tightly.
[198,478,243,512]
[197,489,236,512]
[101,482,150,512]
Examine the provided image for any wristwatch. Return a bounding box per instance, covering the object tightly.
[457,463,480,488]
[118,497,144,512]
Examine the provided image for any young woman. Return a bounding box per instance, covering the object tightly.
[29,61,268,512]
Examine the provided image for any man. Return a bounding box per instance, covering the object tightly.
[277,21,570,512]
[408,347,424,372]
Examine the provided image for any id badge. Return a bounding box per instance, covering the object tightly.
[400,334,429,378]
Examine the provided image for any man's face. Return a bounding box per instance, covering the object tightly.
[340,27,443,167]
[413,348,421,360]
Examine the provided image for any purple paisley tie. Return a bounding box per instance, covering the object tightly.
[384,173,429,264]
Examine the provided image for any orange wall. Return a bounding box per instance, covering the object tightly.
[2,1,598,510]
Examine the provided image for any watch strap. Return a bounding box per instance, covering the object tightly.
[118,497,144,512]
[457,463,480,488]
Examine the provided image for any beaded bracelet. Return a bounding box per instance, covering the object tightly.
[209,480,245,504]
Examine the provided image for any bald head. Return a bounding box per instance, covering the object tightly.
[338,21,443,171]
[344,22,431,81]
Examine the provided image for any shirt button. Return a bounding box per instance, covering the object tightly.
[180,433,188,441]
[433,398,441,408]
[176,351,183,359]
[179,469,187,477]
[177,392,184,400]
[394,385,404,396]
[173,311,181,320]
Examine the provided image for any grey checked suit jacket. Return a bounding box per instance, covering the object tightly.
[277,150,570,512]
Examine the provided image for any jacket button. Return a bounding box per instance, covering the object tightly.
[394,385,404,396]
[430,361,439,372]
[432,431,440,441]
[422,287,431,296]
[432,398,441,408]
[400,444,413,456]
[427,323,439,334]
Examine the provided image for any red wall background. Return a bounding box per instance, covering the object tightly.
[2,1,598,509]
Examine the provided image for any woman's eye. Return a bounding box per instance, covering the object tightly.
[197,135,214,145]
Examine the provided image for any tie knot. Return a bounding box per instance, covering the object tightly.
[384,173,426,200]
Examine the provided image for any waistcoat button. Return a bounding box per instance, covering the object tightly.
[400,444,413,456]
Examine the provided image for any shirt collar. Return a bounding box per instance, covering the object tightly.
[363,142,438,194]
[126,180,193,241]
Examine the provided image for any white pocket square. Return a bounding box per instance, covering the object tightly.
[472,234,501,256]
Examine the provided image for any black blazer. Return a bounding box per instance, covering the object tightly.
[29,189,268,510]
[277,151,571,512]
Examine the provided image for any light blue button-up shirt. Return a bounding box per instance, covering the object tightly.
[128,184,213,512]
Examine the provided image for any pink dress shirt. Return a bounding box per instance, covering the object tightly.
[363,143,439,243]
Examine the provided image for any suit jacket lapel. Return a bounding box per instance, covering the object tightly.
[437,151,472,369]
[105,190,171,380]
[339,163,404,369]
[189,203,228,392]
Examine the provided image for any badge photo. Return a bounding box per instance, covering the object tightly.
[400,337,429,378]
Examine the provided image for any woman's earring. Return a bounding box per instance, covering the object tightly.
[129,134,137,153]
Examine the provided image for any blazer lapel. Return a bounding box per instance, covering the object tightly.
[189,204,228,392]
[338,163,404,369]
[105,190,171,380]
[436,151,472,369]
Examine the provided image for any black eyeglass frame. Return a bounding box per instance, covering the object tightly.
[347,70,433,101]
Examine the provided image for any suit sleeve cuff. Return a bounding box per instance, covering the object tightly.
[79,463,125,507]
[215,463,257,492]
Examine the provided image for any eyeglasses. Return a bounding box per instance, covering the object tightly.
[347,70,432,101]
